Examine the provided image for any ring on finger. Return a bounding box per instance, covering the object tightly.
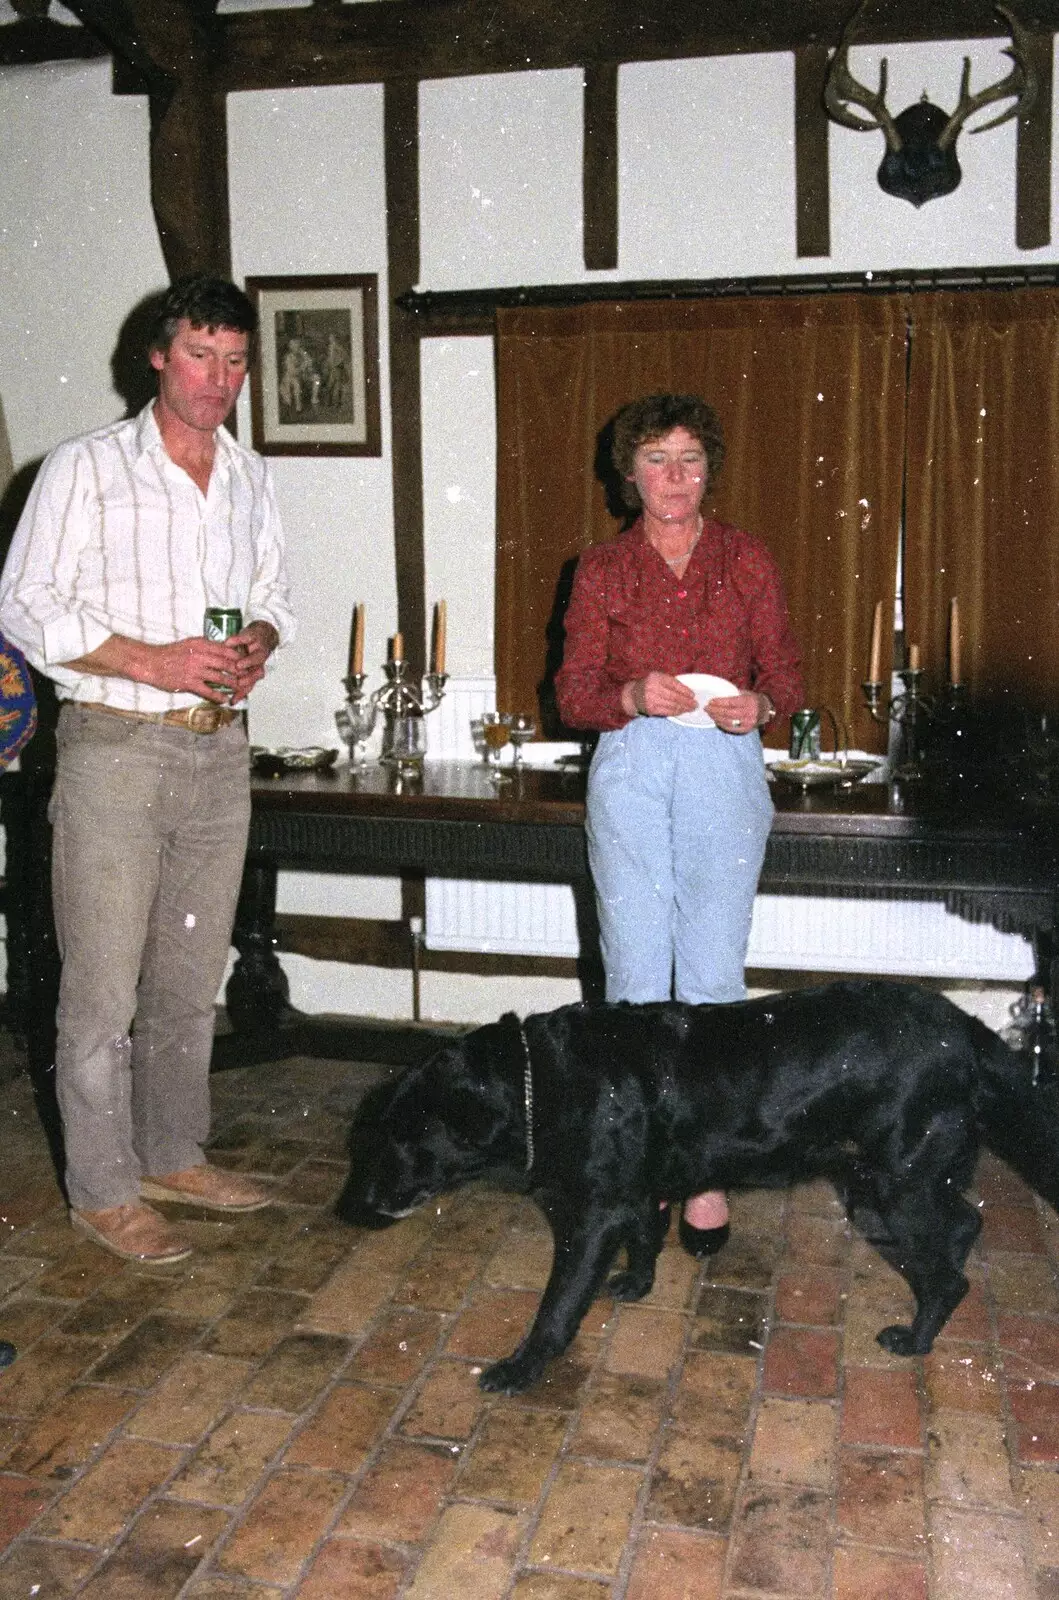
[732,718,742,727]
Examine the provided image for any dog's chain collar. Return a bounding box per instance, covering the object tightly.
[517,1019,534,1171]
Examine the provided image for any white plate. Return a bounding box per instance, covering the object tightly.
[668,673,739,728]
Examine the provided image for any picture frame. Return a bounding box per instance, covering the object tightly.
[246,273,382,456]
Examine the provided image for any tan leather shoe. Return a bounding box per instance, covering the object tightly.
[140,1164,271,1212]
[70,1203,192,1263]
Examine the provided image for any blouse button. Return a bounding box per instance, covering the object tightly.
[676,589,687,599]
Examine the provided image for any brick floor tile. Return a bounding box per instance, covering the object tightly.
[838,1447,925,1550]
[841,1301,919,1370]
[502,1341,597,1410]
[929,1503,1035,1600]
[980,1205,1047,1254]
[784,1212,850,1269]
[294,1536,408,1599]
[169,1411,295,1506]
[1019,1465,1059,1568]
[217,1467,348,1586]
[1008,1378,1059,1462]
[273,1156,347,1208]
[749,1397,836,1488]
[336,1439,458,1542]
[727,1484,832,1596]
[0,1336,104,1417]
[510,1578,610,1600]
[74,1499,229,1599]
[128,1353,252,1444]
[924,1342,1004,1414]
[833,1546,928,1600]
[88,1314,205,1389]
[457,1405,567,1503]
[200,1289,307,1360]
[775,1269,845,1326]
[283,1383,398,1472]
[974,1155,1036,1206]
[484,1227,554,1290]
[302,1259,401,1337]
[347,1307,444,1385]
[624,1526,726,1600]
[764,1326,840,1397]
[841,1367,923,1448]
[400,1360,486,1441]
[689,1286,767,1355]
[646,1420,743,1530]
[673,1350,757,1434]
[998,1314,1059,1382]
[237,1331,350,1411]
[728,1188,785,1232]
[987,1254,1059,1316]
[59,1273,172,1337]
[640,1242,700,1310]
[0,1296,68,1354]
[789,1177,846,1216]
[0,1475,54,1547]
[5,1385,133,1480]
[404,1502,523,1599]
[444,1289,540,1360]
[34,1438,181,1543]
[938,1278,991,1341]
[604,1304,686,1381]
[0,1539,98,1596]
[1037,1569,1059,1600]
[259,1217,353,1294]
[397,1248,482,1311]
[530,1461,641,1577]
[698,1234,778,1290]
[571,1371,667,1462]
[33,1242,126,1301]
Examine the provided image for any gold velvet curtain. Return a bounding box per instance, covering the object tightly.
[496,295,908,752]
[904,289,1059,710]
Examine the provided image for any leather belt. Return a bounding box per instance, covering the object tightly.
[77,701,241,735]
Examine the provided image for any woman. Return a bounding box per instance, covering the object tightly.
[555,393,803,1256]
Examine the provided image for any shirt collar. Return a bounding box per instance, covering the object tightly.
[134,400,233,478]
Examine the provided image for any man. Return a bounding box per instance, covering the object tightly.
[0,276,294,1263]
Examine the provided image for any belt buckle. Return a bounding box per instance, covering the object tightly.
[187,703,223,735]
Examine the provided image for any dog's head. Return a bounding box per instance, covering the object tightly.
[336,1018,524,1227]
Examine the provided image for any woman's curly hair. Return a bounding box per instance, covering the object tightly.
[611,393,725,511]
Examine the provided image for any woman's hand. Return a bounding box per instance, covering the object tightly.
[621,672,698,719]
[707,692,773,734]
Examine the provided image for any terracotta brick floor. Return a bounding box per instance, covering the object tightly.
[0,1032,1057,1599]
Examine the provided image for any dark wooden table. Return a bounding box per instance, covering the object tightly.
[230,760,1059,1028]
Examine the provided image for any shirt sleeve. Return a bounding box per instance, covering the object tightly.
[554,547,633,732]
[244,461,296,652]
[0,440,114,678]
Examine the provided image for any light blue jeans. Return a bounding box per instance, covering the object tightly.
[586,717,773,1004]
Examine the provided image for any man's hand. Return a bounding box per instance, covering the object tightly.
[64,621,278,704]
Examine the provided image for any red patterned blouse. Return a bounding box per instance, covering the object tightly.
[554,517,804,732]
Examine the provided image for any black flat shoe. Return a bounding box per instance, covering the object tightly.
[678,1216,730,1258]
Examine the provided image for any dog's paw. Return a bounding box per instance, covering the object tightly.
[606,1268,653,1302]
[876,1323,918,1356]
[478,1353,546,1394]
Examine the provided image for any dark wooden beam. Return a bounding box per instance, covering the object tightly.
[1016,29,1054,249]
[583,62,618,271]
[384,77,426,682]
[794,43,831,259]
[217,2,1059,93]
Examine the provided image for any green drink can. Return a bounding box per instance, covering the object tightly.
[204,607,243,642]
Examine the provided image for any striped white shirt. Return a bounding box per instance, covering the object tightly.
[0,402,295,712]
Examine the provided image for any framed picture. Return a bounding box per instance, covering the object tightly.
[246,273,382,456]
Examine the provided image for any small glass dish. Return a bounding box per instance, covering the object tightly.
[251,746,339,777]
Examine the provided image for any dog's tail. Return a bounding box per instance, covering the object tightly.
[973,1014,1059,1209]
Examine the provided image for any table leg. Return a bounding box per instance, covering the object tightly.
[226,853,299,1032]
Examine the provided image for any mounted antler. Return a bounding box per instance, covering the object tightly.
[824,2,1039,207]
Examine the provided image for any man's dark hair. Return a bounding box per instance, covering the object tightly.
[148,275,257,355]
[611,393,726,510]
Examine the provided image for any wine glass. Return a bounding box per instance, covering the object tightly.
[509,712,537,769]
[480,711,512,785]
[336,697,377,767]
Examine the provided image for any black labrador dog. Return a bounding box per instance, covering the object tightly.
[337,979,1059,1394]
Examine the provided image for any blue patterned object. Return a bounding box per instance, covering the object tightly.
[0,635,36,767]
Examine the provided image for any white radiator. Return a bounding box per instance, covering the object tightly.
[423,678,1035,981]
